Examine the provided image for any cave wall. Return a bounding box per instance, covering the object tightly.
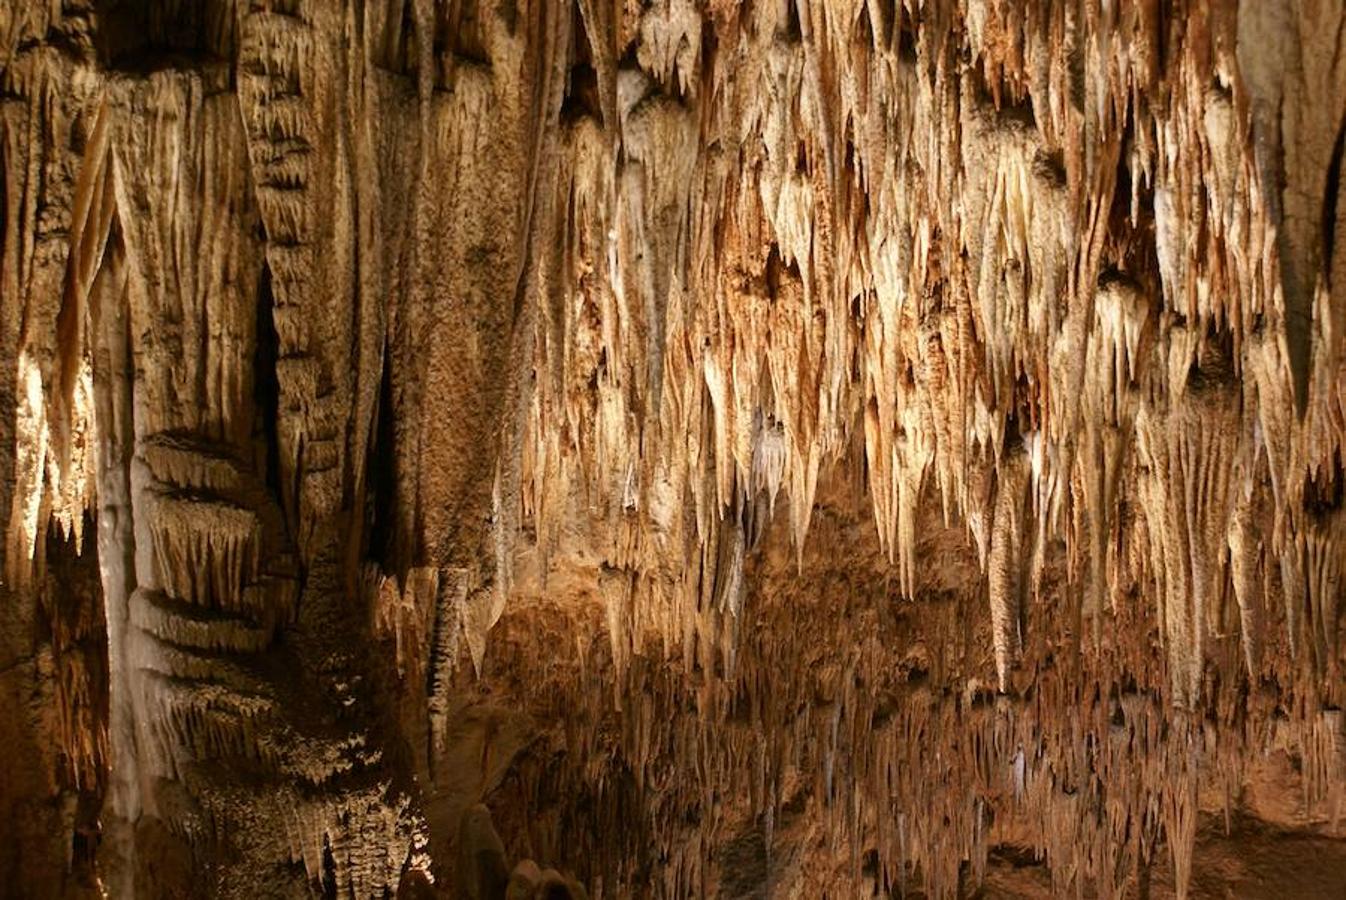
[2,1,1346,897]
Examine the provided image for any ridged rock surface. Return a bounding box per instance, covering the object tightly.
[3,1,1346,897]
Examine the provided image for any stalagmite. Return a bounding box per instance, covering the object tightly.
[3,1,1346,898]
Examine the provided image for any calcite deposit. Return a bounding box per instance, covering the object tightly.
[2,1,1346,897]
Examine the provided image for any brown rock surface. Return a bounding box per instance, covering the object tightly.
[2,1,1345,897]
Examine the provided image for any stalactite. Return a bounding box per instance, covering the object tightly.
[5,1,1346,897]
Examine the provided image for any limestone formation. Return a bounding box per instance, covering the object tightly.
[2,1,1346,897]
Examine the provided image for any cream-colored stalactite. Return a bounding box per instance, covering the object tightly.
[9,1,1346,897]
[988,445,1030,693]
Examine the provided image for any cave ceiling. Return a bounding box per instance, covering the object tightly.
[2,1,1346,898]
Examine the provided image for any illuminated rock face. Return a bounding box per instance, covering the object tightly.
[2,1,1346,897]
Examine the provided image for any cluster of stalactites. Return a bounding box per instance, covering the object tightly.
[13,0,1338,727]
[514,0,1345,715]
[5,2,1346,897]
[498,511,1340,899]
